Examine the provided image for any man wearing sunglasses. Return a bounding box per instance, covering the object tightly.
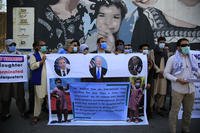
[1,39,20,54]
[164,38,200,133]
[0,39,27,121]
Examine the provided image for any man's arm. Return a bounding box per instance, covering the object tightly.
[163,56,177,82]
[164,56,188,85]
[30,54,46,70]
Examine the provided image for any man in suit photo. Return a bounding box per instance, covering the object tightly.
[89,56,107,80]
[55,57,70,76]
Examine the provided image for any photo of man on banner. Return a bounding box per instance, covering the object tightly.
[54,56,70,76]
[89,56,107,81]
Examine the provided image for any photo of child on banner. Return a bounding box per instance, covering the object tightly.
[49,78,74,124]
[128,77,145,123]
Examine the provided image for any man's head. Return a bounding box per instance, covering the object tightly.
[71,40,80,53]
[124,44,132,53]
[139,43,150,54]
[64,39,74,53]
[5,39,17,53]
[157,36,166,49]
[32,40,47,53]
[97,37,107,51]
[57,57,68,70]
[115,39,124,53]
[95,56,102,68]
[176,38,190,55]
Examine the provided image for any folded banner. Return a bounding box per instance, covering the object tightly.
[0,54,28,83]
[178,50,200,119]
[46,53,148,125]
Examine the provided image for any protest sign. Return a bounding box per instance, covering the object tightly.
[0,54,28,83]
[46,53,148,125]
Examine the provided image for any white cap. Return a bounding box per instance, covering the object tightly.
[80,44,89,53]
[5,39,15,45]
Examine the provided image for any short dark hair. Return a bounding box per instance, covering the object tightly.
[97,37,104,44]
[157,36,166,43]
[32,41,40,48]
[176,38,189,47]
[115,39,124,45]
[139,43,150,50]
[71,39,80,46]
[55,78,62,84]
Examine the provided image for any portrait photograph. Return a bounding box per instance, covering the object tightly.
[128,56,143,75]
[54,56,70,76]
[89,55,108,80]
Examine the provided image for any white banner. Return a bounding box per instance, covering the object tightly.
[46,53,147,78]
[46,53,148,125]
[0,54,28,83]
[13,7,35,49]
[179,50,200,119]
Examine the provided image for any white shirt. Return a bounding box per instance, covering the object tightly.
[60,69,67,76]
[164,54,200,94]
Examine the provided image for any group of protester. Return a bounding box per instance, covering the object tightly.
[0,36,199,133]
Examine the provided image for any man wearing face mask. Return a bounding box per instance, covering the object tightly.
[30,40,47,124]
[124,44,133,54]
[0,39,27,121]
[71,40,80,53]
[115,39,125,54]
[139,43,160,119]
[91,37,111,53]
[164,38,200,133]
[153,36,169,116]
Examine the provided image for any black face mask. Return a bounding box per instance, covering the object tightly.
[35,47,39,52]
[57,85,64,90]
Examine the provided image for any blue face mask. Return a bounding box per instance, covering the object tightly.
[41,46,47,53]
[8,46,16,52]
[100,42,107,50]
[159,43,165,49]
[181,46,190,55]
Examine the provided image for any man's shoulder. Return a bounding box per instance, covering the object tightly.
[105,50,111,53]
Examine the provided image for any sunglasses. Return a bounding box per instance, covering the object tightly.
[9,43,16,46]
[180,44,189,47]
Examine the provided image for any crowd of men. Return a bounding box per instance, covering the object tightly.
[0,36,200,133]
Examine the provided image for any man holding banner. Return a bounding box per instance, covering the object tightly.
[0,39,27,121]
[164,38,200,133]
[30,40,47,124]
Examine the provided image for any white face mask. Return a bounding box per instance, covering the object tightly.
[159,43,165,49]
[143,49,149,55]
[73,47,78,52]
